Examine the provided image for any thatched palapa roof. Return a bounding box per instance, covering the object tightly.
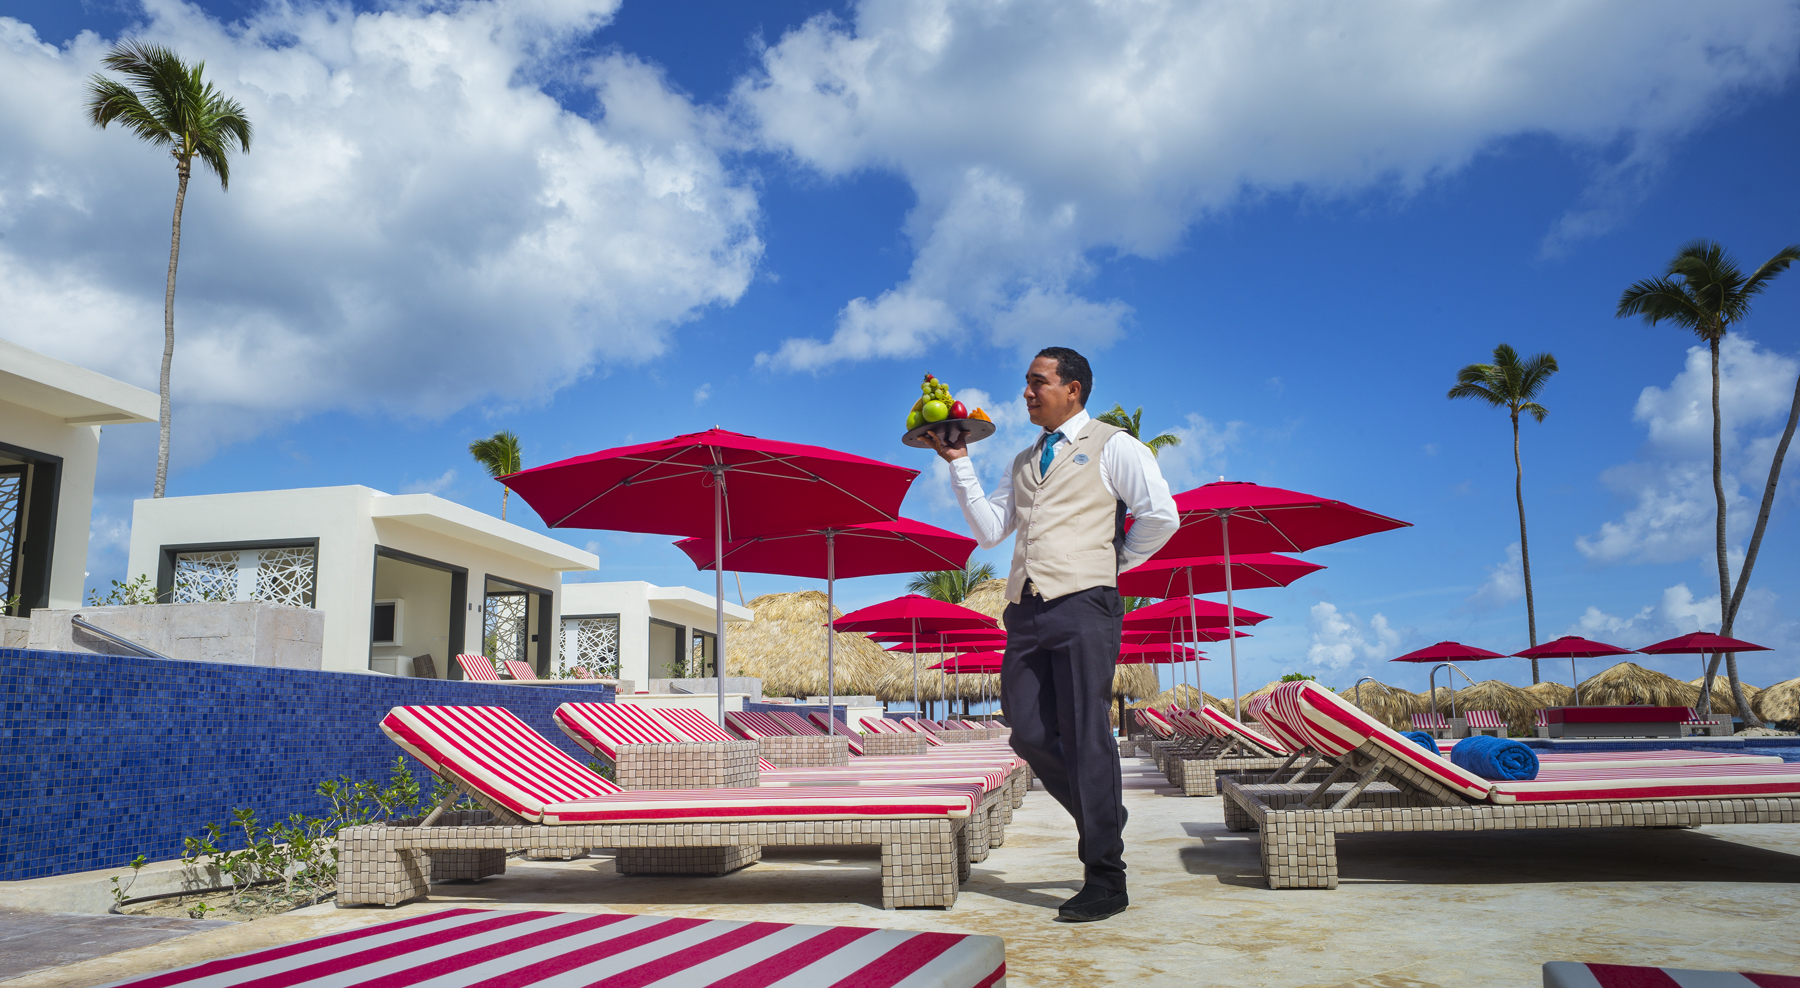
[1452,680,1536,735]
[725,591,896,698]
[1523,681,1574,708]
[1689,677,1762,712]
[1341,681,1417,730]
[953,577,1158,701]
[1579,661,1697,707]
[1754,678,1800,724]
[1127,684,1229,713]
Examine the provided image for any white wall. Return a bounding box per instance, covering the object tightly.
[559,581,752,688]
[0,397,100,609]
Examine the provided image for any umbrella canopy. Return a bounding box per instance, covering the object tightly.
[1116,552,1323,598]
[1154,480,1413,558]
[1122,596,1272,628]
[1122,628,1246,645]
[505,428,916,539]
[1638,632,1771,654]
[1117,643,1204,661]
[929,652,1003,674]
[884,639,1005,654]
[504,428,916,721]
[1512,636,1636,706]
[832,595,998,632]
[868,629,1008,645]
[1390,641,1506,663]
[672,518,974,580]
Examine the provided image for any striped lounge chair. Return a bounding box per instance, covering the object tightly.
[1543,960,1799,988]
[1682,706,1731,737]
[456,654,501,682]
[1534,709,1551,738]
[897,719,947,746]
[552,703,1011,859]
[1160,708,1306,797]
[357,705,981,908]
[1408,711,1451,738]
[502,659,537,681]
[806,710,868,755]
[725,710,852,768]
[1221,680,1800,889]
[1462,709,1506,737]
[99,908,1008,988]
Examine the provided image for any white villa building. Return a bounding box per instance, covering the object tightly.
[0,340,159,613]
[127,486,597,677]
[558,581,752,688]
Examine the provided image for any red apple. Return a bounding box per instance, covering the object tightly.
[949,400,968,420]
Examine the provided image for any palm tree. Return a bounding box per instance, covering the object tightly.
[906,562,997,604]
[1096,404,1181,457]
[1618,240,1800,723]
[86,41,251,499]
[1447,344,1559,683]
[469,431,524,519]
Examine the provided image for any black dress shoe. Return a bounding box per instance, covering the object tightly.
[1055,885,1129,923]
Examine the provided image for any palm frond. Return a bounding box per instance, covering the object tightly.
[1520,401,1549,423]
[1143,432,1181,457]
[469,431,524,479]
[1095,403,1140,440]
[905,562,998,604]
[87,39,251,190]
[1617,277,1708,334]
[1742,245,1800,296]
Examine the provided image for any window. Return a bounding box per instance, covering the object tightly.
[560,614,620,678]
[166,542,317,607]
[371,600,401,646]
[0,466,22,613]
[691,629,716,678]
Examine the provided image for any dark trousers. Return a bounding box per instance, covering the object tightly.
[1001,585,1127,893]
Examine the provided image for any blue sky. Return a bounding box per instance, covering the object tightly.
[6,0,1800,697]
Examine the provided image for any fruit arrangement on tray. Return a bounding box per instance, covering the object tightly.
[902,373,996,448]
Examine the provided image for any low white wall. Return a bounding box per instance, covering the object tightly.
[1,617,27,649]
[614,693,748,721]
[29,602,324,670]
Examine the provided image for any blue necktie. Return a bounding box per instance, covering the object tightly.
[1039,431,1063,476]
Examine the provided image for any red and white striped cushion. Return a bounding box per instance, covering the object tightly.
[861,717,902,734]
[93,908,1008,988]
[1410,712,1449,731]
[1168,709,1215,739]
[1490,762,1800,804]
[1277,681,1496,800]
[541,785,975,824]
[760,764,1008,791]
[1535,710,1550,727]
[456,654,500,682]
[553,703,685,760]
[651,708,780,771]
[770,711,825,736]
[1538,751,1781,769]
[1138,708,1176,739]
[807,712,867,756]
[382,706,625,819]
[1544,960,1799,988]
[724,711,794,740]
[897,719,946,745]
[1198,707,1292,754]
[1464,710,1506,730]
[1684,707,1724,726]
[503,660,538,681]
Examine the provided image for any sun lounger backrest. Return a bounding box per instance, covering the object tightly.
[652,708,779,771]
[1197,707,1290,754]
[897,719,945,745]
[1464,710,1506,730]
[456,654,500,682]
[770,711,825,736]
[1409,712,1449,731]
[502,660,537,681]
[382,705,622,822]
[806,711,867,755]
[553,702,683,760]
[724,711,793,740]
[1138,707,1176,739]
[1168,709,1214,738]
[410,654,437,679]
[1277,682,1493,800]
[860,716,901,734]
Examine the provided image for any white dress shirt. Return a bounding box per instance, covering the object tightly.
[948,407,1180,573]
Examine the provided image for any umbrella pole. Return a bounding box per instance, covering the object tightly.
[713,472,726,725]
[825,532,836,736]
[1186,571,1201,711]
[913,618,920,718]
[1221,514,1241,719]
[1571,658,1580,706]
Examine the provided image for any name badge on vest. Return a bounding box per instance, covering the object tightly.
[1072,453,1089,465]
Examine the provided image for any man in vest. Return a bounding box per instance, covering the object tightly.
[928,346,1178,923]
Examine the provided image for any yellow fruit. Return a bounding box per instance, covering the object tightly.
[971,407,991,422]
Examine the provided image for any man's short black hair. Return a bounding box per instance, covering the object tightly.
[1035,346,1093,407]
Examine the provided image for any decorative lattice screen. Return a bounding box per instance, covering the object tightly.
[171,551,240,603]
[484,593,529,665]
[172,545,316,607]
[255,546,316,607]
[560,616,619,678]
[0,471,20,607]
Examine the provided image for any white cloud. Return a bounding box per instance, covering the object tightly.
[739,0,1800,370]
[400,469,457,495]
[1306,601,1400,671]
[1152,412,1243,491]
[1577,337,1799,565]
[693,383,712,404]
[1467,543,1525,609]
[0,0,760,466]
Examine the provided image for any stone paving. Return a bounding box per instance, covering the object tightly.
[5,757,1800,987]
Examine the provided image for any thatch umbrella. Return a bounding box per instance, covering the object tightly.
[1128,684,1229,713]
[1410,686,1459,719]
[1453,680,1535,735]
[725,591,894,698]
[1523,681,1575,708]
[1753,678,1800,725]
[1239,680,1285,714]
[956,576,1159,705]
[1343,680,1417,730]
[1579,661,1699,707]
[1689,677,1761,713]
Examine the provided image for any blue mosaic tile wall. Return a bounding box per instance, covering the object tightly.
[0,648,615,881]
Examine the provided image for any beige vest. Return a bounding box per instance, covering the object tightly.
[1005,419,1127,604]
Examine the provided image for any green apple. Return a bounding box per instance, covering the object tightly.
[922,400,949,423]
[907,410,923,430]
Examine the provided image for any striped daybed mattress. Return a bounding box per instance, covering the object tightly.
[347,705,983,909]
[94,908,1008,988]
[1219,681,1800,889]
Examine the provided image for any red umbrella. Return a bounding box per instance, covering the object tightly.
[1637,633,1771,710]
[1149,480,1409,718]
[868,629,1007,645]
[833,595,997,717]
[1512,636,1636,706]
[674,518,975,733]
[1390,641,1506,662]
[885,639,1005,654]
[1123,596,1272,628]
[929,651,1003,674]
[1123,628,1247,645]
[504,429,917,720]
[1119,643,1205,662]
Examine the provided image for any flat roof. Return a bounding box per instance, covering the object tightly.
[371,493,598,572]
[0,338,159,425]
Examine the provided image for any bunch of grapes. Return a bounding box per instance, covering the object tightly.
[921,373,952,406]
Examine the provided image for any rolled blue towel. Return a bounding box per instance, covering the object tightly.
[1400,731,1439,755]
[1450,734,1539,780]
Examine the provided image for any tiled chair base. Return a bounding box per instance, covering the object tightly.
[1222,778,1800,890]
[1116,738,1136,759]
[1170,755,1297,796]
[431,847,509,880]
[760,734,850,768]
[862,733,928,756]
[615,844,761,875]
[337,817,969,909]
[615,741,760,790]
